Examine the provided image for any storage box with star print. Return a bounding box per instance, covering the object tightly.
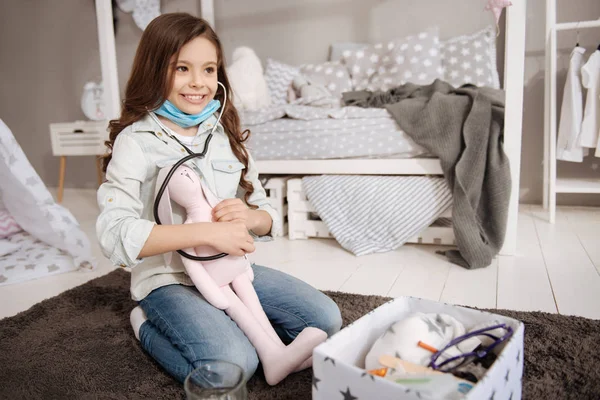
[312,296,524,400]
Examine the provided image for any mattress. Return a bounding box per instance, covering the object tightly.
[241,105,429,161]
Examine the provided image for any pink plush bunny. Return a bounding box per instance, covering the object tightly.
[156,165,327,385]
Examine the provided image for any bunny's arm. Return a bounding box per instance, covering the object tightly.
[179,249,229,310]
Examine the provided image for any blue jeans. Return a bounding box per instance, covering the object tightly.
[138,264,342,383]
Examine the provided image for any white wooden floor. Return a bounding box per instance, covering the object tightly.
[1,189,599,321]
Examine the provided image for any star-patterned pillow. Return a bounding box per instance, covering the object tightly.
[299,61,353,98]
[440,26,501,89]
[341,27,443,91]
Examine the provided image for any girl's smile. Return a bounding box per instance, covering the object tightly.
[167,35,218,115]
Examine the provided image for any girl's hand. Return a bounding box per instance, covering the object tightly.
[212,198,258,230]
[207,221,255,256]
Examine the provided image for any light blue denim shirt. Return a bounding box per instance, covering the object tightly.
[96,113,280,301]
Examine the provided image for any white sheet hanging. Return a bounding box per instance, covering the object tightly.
[557,46,588,162]
[579,50,600,151]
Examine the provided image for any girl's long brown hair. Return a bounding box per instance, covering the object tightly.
[103,13,255,204]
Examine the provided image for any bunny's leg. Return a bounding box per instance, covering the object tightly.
[221,285,324,385]
[231,275,323,372]
[230,274,281,344]
[180,248,229,310]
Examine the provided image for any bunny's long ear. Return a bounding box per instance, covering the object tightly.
[155,166,174,267]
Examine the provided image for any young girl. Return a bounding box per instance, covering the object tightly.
[96,13,341,385]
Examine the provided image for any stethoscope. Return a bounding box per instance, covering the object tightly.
[151,82,228,261]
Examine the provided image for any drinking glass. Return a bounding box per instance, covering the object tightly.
[184,360,247,400]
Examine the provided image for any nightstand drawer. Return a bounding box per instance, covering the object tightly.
[49,120,110,156]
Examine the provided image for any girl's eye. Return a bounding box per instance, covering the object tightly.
[176,66,188,72]
[205,67,216,74]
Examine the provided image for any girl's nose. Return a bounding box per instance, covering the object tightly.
[190,71,205,89]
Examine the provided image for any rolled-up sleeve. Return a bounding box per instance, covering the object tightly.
[241,152,282,240]
[96,133,155,267]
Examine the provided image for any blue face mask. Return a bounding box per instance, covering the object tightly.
[154,99,221,129]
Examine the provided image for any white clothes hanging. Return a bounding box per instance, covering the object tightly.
[579,50,600,151]
[557,46,588,162]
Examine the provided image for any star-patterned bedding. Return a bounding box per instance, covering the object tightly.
[242,105,429,160]
[0,119,95,287]
[0,231,78,286]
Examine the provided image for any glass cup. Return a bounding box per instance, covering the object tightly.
[184,360,248,400]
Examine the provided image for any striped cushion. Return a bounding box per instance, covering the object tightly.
[0,210,22,238]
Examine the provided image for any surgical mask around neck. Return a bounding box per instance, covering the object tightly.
[154,99,221,128]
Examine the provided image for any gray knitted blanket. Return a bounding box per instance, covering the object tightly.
[342,80,511,269]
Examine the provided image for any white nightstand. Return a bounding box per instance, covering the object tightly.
[49,120,110,202]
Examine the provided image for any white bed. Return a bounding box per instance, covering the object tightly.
[94,0,526,256]
[248,7,526,256]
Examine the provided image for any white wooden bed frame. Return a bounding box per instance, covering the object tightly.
[95,0,526,256]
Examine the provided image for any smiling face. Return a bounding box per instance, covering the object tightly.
[167,36,219,115]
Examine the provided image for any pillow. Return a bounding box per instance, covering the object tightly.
[370,28,443,91]
[0,210,22,239]
[299,61,353,98]
[263,58,299,105]
[341,27,442,91]
[329,42,367,62]
[440,26,501,89]
[0,239,20,257]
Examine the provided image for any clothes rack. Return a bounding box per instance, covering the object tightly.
[544,1,600,223]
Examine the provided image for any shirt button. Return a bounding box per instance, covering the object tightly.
[181,148,185,152]
[156,132,162,136]
[206,124,212,128]
[108,198,113,202]
[120,264,126,268]
[228,165,232,169]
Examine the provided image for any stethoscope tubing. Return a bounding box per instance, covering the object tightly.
[152,82,229,261]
